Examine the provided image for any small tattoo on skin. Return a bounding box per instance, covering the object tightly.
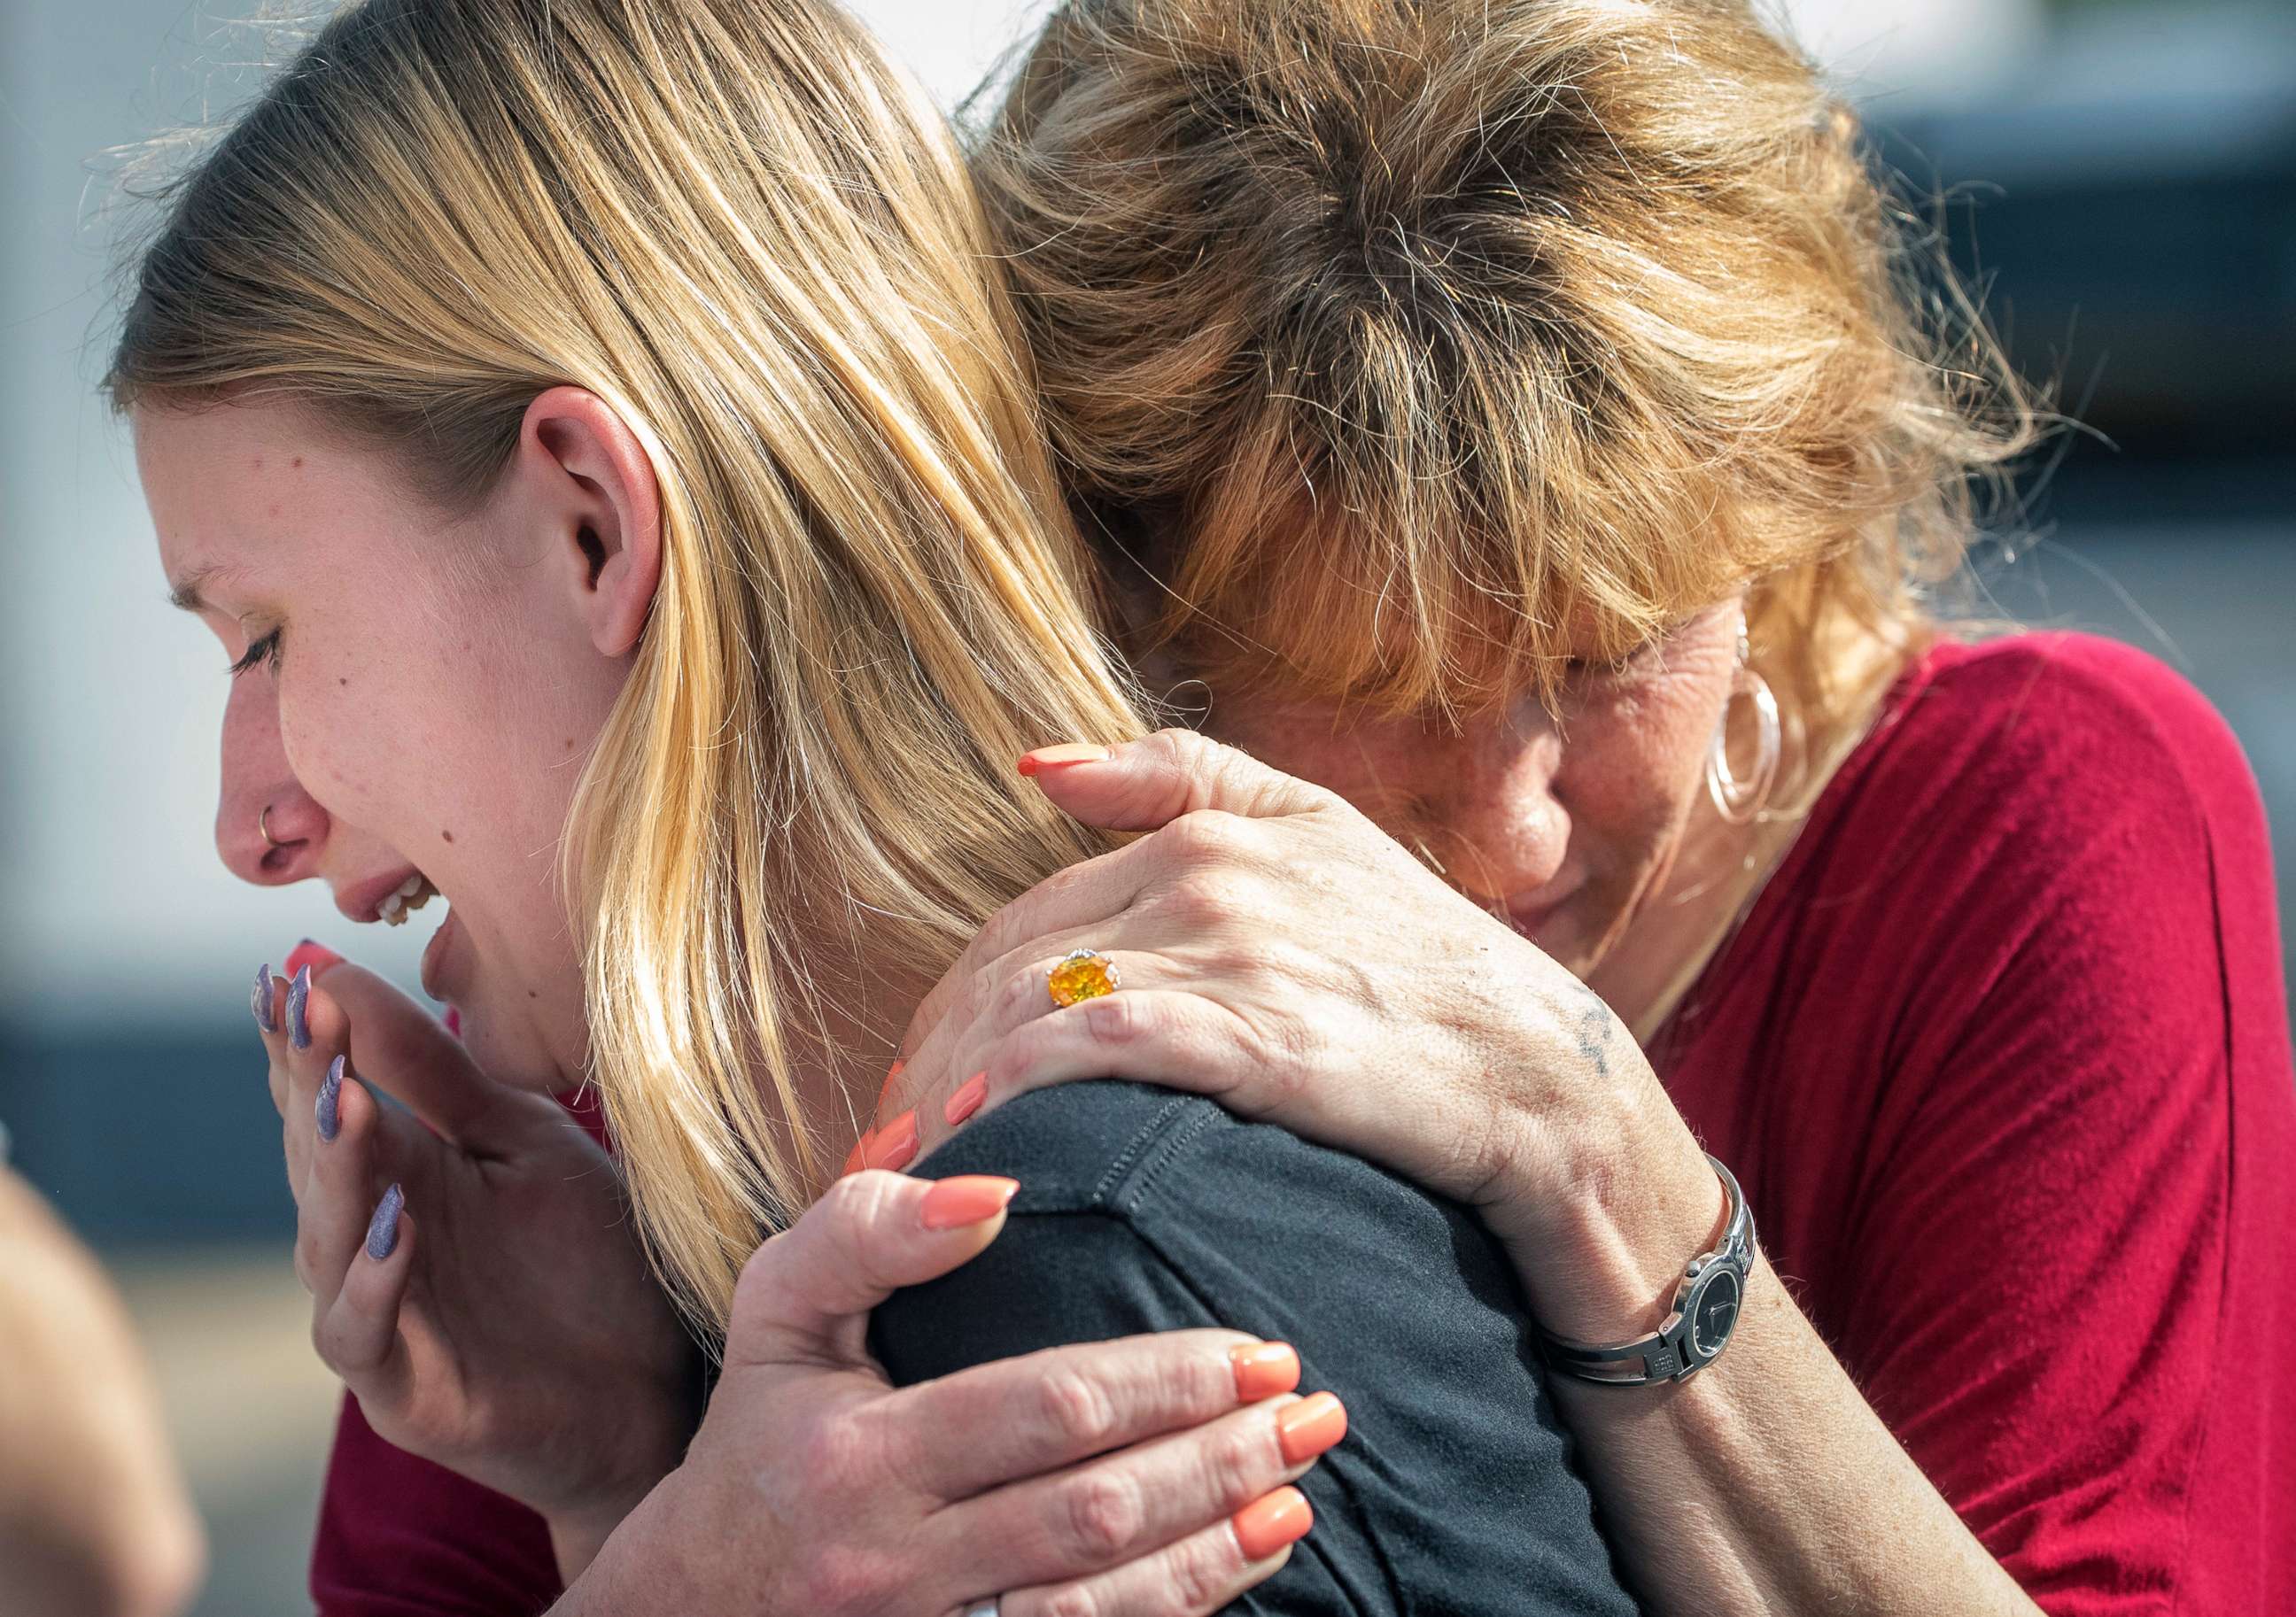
[1568,981,1614,1078]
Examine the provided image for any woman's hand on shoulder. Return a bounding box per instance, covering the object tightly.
[254,954,697,1567]
[562,1168,1330,1616]
[880,731,1701,1300]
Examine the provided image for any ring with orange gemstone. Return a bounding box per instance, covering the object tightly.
[1047,948,1121,1009]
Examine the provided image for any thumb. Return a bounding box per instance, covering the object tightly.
[1018,728,1332,832]
[725,1171,1019,1370]
[311,960,508,1150]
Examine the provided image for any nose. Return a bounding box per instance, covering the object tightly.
[214,673,328,886]
[1424,703,1570,908]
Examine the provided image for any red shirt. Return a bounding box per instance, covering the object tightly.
[310,631,2295,1615]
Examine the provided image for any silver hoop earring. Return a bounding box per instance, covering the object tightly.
[1706,634,1780,825]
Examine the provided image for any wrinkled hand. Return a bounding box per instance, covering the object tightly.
[563,1169,1330,1616]
[879,731,1716,1336]
[256,956,696,1568]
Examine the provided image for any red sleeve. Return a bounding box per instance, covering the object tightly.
[310,1393,562,1617]
[1819,635,2295,1613]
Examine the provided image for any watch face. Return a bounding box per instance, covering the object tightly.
[1688,1267,1742,1357]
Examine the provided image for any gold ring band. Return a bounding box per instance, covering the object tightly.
[259,804,279,847]
[1048,948,1120,1009]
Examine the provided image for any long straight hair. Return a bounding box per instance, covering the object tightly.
[110,0,1146,1331]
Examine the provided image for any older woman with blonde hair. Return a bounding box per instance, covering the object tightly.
[869,2,2296,1613]
[147,0,2292,1613]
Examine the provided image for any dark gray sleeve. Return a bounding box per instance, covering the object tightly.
[867,1082,1642,1617]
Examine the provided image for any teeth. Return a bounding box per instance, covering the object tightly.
[377,873,438,926]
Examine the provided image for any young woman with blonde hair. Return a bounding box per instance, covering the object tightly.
[208,1,2294,1613]
[120,0,1647,1611]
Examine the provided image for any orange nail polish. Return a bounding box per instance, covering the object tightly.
[1232,1487,1313,1561]
[920,1175,1020,1231]
[1017,742,1113,776]
[1229,1342,1301,1403]
[877,1059,906,1109]
[840,1133,871,1177]
[866,1110,919,1172]
[944,1072,989,1126]
[1276,1392,1347,1466]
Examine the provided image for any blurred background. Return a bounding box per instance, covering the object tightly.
[2,0,2290,1610]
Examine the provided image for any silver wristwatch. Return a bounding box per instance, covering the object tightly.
[1536,1153,1754,1386]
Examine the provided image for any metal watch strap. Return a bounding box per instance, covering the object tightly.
[1537,1153,1754,1387]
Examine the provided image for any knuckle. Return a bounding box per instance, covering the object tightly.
[792,1542,895,1614]
[998,963,1049,1025]
[1077,991,1152,1048]
[1214,1418,1275,1504]
[1167,1528,1241,1613]
[1160,808,1243,865]
[1060,1469,1147,1563]
[795,1407,887,1499]
[1157,873,1242,932]
[1036,1583,1105,1617]
[1036,1365,1121,1451]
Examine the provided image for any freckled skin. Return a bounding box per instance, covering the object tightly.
[137,399,628,1093]
[1191,600,1741,983]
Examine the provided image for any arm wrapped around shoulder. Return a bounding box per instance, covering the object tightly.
[870,1080,1643,1616]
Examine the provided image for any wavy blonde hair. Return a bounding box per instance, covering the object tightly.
[109,0,1144,1331]
[973,0,2045,743]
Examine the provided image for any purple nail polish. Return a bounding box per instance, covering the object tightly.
[252,963,278,1033]
[287,963,313,1050]
[317,1055,345,1142]
[366,1184,404,1261]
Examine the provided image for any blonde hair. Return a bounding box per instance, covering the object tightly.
[974,0,2045,735]
[110,0,1144,1331]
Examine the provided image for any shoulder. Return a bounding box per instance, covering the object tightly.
[880,1083,1637,1617]
[1866,631,2254,829]
[911,1079,1492,1268]
[1803,631,2268,908]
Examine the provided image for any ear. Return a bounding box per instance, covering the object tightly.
[519,386,663,659]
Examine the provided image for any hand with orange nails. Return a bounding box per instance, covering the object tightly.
[251,950,697,1578]
[557,1168,1338,1617]
[878,729,1703,1343]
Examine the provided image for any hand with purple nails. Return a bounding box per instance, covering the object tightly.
[251,958,696,1573]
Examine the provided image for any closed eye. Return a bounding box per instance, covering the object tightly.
[229,628,282,677]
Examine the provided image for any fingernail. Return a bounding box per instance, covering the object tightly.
[840,1132,873,1178]
[876,1058,906,1109]
[1017,742,1113,776]
[1229,1341,1301,1403]
[365,1184,404,1261]
[919,1174,1020,1231]
[866,1110,919,1172]
[252,963,278,1033]
[944,1072,989,1127]
[287,964,313,1050]
[1276,1392,1348,1465]
[317,1055,345,1142]
[284,938,344,979]
[1232,1487,1313,1561]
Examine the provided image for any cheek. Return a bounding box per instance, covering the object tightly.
[1565,682,1721,841]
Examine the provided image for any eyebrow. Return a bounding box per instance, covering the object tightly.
[166,564,236,615]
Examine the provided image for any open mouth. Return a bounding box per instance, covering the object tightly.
[376,871,439,925]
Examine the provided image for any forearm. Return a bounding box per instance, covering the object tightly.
[1524,1148,2048,1617]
